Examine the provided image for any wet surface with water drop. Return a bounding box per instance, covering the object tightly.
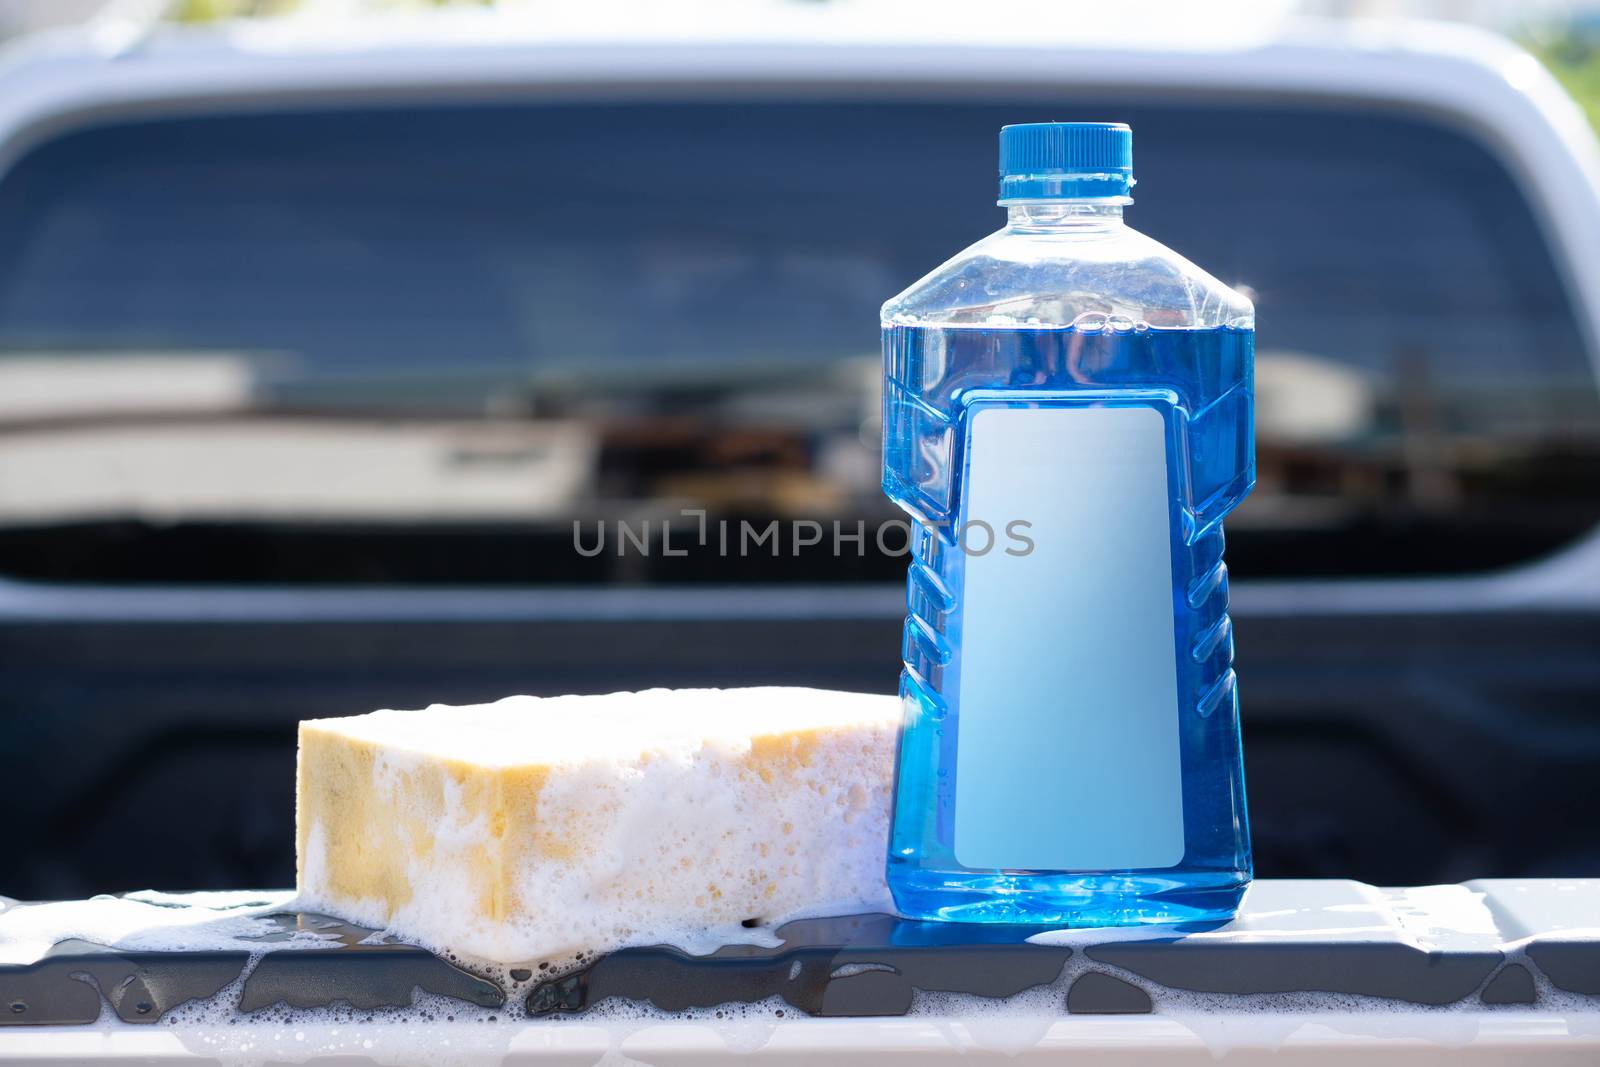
[0,882,1597,1027]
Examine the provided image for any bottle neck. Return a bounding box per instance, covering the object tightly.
[1005,200,1126,233]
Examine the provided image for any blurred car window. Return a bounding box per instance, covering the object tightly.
[0,98,1594,584]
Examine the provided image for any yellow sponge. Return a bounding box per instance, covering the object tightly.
[296,687,899,963]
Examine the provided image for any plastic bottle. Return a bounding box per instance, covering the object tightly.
[881,122,1254,925]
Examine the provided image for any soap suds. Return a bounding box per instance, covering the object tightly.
[297,687,900,964]
[0,891,302,967]
[5,900,1599,1065]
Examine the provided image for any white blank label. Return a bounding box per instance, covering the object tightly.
[954,403,1186,872]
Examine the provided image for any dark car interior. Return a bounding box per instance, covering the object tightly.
[2,92,1598,897]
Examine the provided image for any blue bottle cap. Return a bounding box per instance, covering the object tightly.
[998,122,1134,203]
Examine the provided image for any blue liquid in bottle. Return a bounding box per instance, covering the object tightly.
[881,123,1254,925]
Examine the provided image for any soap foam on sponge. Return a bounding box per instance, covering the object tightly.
[296,687,901,964]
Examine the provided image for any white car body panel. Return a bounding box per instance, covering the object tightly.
[0,13,1596,617]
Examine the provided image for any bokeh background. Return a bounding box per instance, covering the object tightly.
[2,0,1599,898]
